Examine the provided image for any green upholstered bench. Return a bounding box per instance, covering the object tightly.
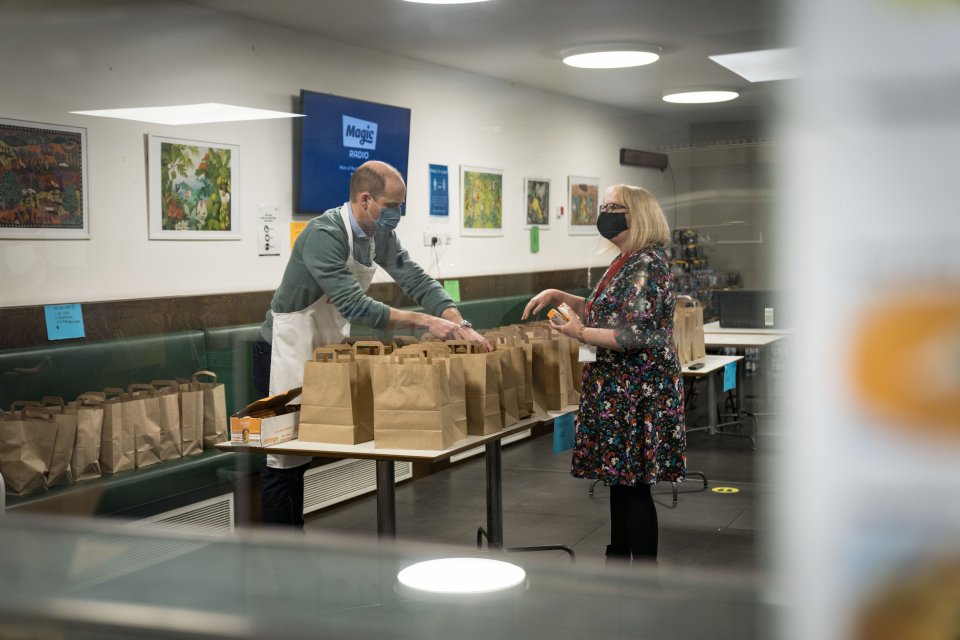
[6,449,264,519]
[203,324,261,415]
[0,330,207,412]
[0,330,264,521]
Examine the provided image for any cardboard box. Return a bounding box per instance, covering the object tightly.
[230,387,301,447]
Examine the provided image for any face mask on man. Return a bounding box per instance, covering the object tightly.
[596,204,630,240]
[375,205,403,231]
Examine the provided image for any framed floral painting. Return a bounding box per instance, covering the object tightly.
[0,117,89,239]
[148,135,240,240]
[568,175,599,236]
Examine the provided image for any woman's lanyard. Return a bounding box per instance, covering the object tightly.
[585,252,635,318]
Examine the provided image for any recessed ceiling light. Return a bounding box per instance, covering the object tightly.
[561,45,660,69]
[709,48,799,82]
[662,90,739,104]
[397,558,526,595]
[402,0,490,4]
[70,103,303,125]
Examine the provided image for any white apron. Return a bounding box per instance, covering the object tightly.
[267,204,378,469]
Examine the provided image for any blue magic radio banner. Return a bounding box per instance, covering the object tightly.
[297,91,411,214]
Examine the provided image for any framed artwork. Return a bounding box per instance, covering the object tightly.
[0,118,89,239]
[524,177,550,229]
[148,135,240,240]
[460,165,503,237]
[568,175,599,236]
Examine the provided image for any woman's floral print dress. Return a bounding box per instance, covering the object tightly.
[571,245,686,486]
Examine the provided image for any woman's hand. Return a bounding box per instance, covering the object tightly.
[550,308,583,340]
[522,289,563,320]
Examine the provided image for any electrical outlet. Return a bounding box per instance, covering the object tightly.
[423,231,441,246]
[443,232,453,245]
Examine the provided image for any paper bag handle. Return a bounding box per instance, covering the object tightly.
[103,387,124,399]
[677,295,699,308]
[40,395,65,407]
[352,341,386,355]
[21,405,55,421]
[128,383,155,394]
[10,400,42,412]
[394,352,428,364]
[445,340,483,354]
[77,392,105,407]
[191,370,218,384]
[151,380,180,391]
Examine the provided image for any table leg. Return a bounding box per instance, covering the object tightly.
[375,460,396,539]
[707,370,718,435]
[485,440,504,549]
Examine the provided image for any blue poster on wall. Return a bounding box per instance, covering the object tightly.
[297,91,411,214]
[429,164,449,217]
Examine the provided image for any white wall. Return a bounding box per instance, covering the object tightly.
[0,1,689,307]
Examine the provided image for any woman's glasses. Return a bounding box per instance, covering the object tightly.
[599,202,628,214]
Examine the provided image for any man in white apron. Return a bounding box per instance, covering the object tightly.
[252,160,489,528]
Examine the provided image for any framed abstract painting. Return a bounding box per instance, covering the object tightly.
[461,165,503,237]
[0,118,89,239]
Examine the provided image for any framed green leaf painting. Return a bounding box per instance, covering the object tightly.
[460,165,503,237]
[148,135,240,240]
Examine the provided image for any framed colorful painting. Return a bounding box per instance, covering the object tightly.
[460,165,503,237]
[0,118,89,239]
[148,135,240,240]
[524,177,550,229]
[568,175,599,236]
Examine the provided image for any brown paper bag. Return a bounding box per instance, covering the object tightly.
[125,385,164,468]
[93,388,135,474]
[39,396,78,488]
[68,394,104,482]
[299,348,374,445]
[191,370,228,448]
[485,332,526,422]
[398,343,468,442]
[148,381,184,461]
[681,296,707,360]
[527,328,574,411]
[674,295,703,364]
[447,340,502,436]
[170,379,204,457]
[500,327,540,416]
[0,405,59,495]
[371,352,458,450]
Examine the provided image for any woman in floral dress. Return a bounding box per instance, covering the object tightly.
[523,184,685,563]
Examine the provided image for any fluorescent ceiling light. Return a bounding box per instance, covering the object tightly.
[70,103,303,125]
[709,48,799,82]
[562,46,660,69]
[397,558,526,595]
[662,90,739,104]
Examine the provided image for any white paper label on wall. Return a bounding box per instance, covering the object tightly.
[258,204,280,256]
[764,307,774,327]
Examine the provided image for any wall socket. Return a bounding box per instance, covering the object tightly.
[423,231,451,246]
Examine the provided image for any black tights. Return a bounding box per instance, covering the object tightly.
[609,483,658,561]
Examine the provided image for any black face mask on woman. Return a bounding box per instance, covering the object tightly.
[596,210,629,240]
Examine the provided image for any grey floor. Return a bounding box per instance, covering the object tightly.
[305,387,780,578]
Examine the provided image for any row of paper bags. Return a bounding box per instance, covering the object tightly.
[297,324,583,451]
[0,371,228,496]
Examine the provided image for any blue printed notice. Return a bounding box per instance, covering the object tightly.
[553,412,575,454]
[429,164,449,217]
[723,362,737,392]
[45,303,85,341]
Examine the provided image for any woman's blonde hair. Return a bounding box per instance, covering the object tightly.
[605,184,670,252]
